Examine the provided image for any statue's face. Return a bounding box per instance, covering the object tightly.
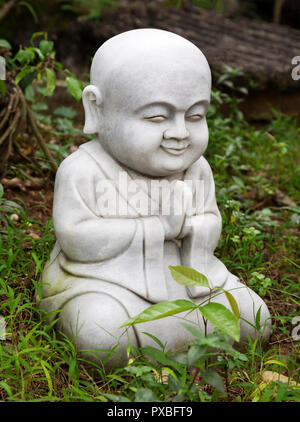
[99,61,210,177]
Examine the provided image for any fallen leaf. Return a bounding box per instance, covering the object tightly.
[262,370,299,386]
[1,177,25,190]
[10,213,19,222]
[28,231,40,241]
[275,189,297,207]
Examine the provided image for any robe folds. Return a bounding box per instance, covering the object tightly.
[40,139,230,317]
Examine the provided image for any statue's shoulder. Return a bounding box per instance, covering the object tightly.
[55,140,101,181]
[189,155,213,180]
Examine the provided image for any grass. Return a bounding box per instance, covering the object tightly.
[0,90,299,402]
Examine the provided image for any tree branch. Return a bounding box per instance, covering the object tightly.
[27,106,58,173]
[0,0,17,21]
[273,0,286,24]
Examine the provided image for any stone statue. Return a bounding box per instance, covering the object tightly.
[40,29,271,368]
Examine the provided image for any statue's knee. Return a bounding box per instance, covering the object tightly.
[58,293,138,367]
[237,284,272,342]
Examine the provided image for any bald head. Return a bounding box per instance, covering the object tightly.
[90,29,211,95]
[82,29,212,176]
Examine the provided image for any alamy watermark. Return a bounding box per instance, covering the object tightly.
[0,316,6,341]
[95,173,205,218]
[291,316,300,341]
[0,56,5,80]
[291,56,300,81]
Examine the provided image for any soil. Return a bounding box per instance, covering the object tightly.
[2,175,54,224]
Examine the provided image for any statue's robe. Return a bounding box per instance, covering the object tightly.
[40,139,231,318]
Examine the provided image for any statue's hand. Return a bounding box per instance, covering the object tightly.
[159,181,192,240]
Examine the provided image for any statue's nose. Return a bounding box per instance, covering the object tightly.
[163,116,189,141]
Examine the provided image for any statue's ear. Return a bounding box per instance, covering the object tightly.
[82,85,102,134]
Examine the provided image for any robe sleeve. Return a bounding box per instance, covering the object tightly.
[180,157,228,294]
[53,152,137,263]
[180,157,221,250]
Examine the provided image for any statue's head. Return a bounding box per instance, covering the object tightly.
[83,28,211,177]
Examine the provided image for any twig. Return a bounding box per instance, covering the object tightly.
[273,0,286,24]
[6,124,14,162]
[0,115,17,177]
[13,139,34,164]
[27,107,58,172]
[0,107,6,118]
[16,86,27,136]
[187,368,201,393]
[18,168,43,185]
[223,353,229,393]
[269,337,297,345]
[0,108,20,146]
[0,94,15,132]
[0,0,17,21]
[12,88,42,170]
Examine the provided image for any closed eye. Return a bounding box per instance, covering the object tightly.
[144,115,167,123]
[186,114,203,122]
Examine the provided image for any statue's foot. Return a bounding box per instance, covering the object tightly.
[208,273,272,343]
[57,292,139,369]
[56,289,221,368]
[56,275,271,369]
[234,277,272,344]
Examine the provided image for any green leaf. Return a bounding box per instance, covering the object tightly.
[55,61,63,71]
[33,47,45,61]
[265,360,288,369]
[141,332,164,350]
[22,69,37,89]
[255,305,262,331]
[161,366,178,382]
[202,369,225,394]
[21,1,38,23]
[163,0,182,8]
[25,84,35,102]
[31,102,48,111]
[121,299,196,327]
[141,345,181,368]
[15,66,35,85]
[0,80,6,97]
[39,40,54,57]
[66,76,82,101]
[0,39,12,50]
[182,323,207,341]
[40,360,53,396]
[54,106,77,119]
[169,352,188,365]
[44,68,56,96]
[223,289,240,319]
[0,381,12,397]
[103,393,130,402]
[30,32,45,44]
[187,344,207,366]
[169,265,210,288]
[199,302,240,342]
[14,49,34,65]
[124,365,153,377]
[1,200,22,211]
[135,387,157,402]
[0,183,3,199]
[32,111,46,122]
[182,324,239,355]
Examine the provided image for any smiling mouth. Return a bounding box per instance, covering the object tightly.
[161,143,190,156]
